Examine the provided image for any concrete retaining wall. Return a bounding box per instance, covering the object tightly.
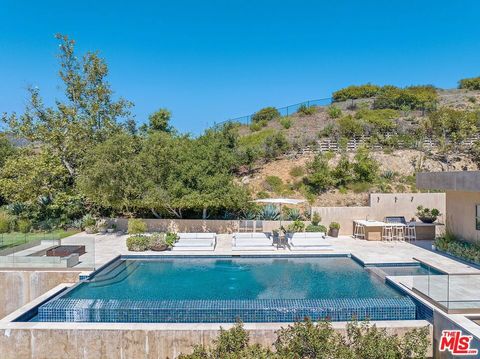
[108,193,445,236]
[311,192,446,235]
[0,271,81,319]
[0,321,432,359]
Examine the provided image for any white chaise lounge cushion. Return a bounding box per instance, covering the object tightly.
[173,233,217,250]
[289,232,326,247]
[232,232,273,247]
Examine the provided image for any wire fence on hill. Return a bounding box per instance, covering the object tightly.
[214,97,333,128]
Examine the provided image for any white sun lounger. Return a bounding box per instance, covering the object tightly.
[288,232,331,251]
[172,233,216,251]
[232,232,274,251]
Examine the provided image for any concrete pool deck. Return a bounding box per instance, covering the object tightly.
[57,232,480,275]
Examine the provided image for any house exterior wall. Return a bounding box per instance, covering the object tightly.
[445,190,480,245]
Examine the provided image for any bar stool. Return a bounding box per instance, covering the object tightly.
[404,224,416,242]
[382,225,393,241]
[354,222,365,239]
[393,225,405,241]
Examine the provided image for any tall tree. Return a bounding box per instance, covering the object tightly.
[2,34,132,179]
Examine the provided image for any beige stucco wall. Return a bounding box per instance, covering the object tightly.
[0,321,432,359]
[445,190,480,244]
[312,193,446,235]
[0,271,81,319]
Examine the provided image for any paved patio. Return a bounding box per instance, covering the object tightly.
[59,232,480,275]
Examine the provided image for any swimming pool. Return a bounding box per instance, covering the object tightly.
[38,255,417,323]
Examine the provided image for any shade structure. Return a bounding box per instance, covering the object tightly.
[252,198,306,227]
[252,198,306,205]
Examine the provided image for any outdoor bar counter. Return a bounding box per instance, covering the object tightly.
[353,220,441,241]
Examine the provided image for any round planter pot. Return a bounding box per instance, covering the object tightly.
[150,244,168,251]
[329,228,339,237]
[419,218,435,224]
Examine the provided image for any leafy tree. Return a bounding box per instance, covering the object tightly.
[0,149,69,205]
[142,108,173,133]
[2,34,132,180]
[77,133,145,215]
[0,134,15,168]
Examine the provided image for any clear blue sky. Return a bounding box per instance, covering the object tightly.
[1,1,480,134]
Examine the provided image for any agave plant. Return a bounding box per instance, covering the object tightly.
[259,204,280,220]
[6,203,26,216]
[240,210,257,220]
[286,208,302,221]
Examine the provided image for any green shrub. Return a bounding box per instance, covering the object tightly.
[374,85,437,111]
[332,84,381,102]
[318,124,335,138]
[249,120,266,131]
[16,219,32,233]
[327,105,342,119]
[128,218,147,234]
[0,211,13,234]
[304,154,334,193]
[338,115,365,138]
[435,232,480,264]
[329,221,340,230]
[289,166,305,177]
[355,109,398,133]
[424,108,477,144]
[279,117,292,129]
[353,147,379,182]
[458,76,480,90]
[264,132,290,160]
[305,224,327,233]
[126,234,151,251]
[284,220,305,233]
[264,176,284,193]
[179,319,430,359]
[332,153,353,187]
[82,214,96,228]
[311,212,321,226]
[297,104,316,116]
[251,107,280,123]
[165,232,179,248]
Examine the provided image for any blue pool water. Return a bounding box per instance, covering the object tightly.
[37,256,419,323]
[66,257,402,300]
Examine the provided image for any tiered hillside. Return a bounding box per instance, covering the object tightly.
[235,85,480,206]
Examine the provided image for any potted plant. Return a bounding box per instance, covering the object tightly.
[149,233,170,251]
[416,206,441,223]
[329,222,340,237]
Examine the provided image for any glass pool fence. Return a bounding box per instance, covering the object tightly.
[0,231,95,270]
